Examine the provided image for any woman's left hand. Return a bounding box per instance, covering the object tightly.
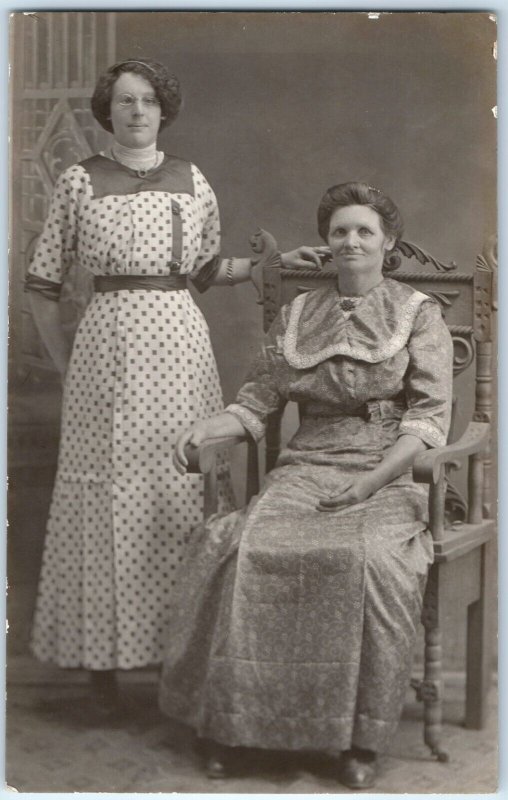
[317,476,377,512]
[281,246,331,269]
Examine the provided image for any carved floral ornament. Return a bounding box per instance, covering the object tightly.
[473,238,497,342]
[451,334,475,376]
[33,98,92,192]
[395,240,457,272]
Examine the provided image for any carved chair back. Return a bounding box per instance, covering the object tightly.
[258,237,496,521]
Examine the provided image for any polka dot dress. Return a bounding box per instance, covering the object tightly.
[28,156,235,669]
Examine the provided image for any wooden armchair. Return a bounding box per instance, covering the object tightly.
[186,232,497,762]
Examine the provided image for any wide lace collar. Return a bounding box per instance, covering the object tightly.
[282,278,430,368]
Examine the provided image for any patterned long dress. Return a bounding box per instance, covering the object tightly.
[159,279,453,754]
[27,154,234,669]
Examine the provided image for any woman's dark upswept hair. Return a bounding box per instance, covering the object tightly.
[91,58,182,134]
[317,181,404,271]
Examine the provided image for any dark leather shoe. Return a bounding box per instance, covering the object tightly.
[204,742,229,779]
[339,750,377,790]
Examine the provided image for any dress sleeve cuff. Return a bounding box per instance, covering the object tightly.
[24,273,62,301]
[399,419,447,449]
[189,255,221,293]
[225,404,266,442]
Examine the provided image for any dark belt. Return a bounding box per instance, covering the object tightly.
[94,274,187,292]
[302,400,405,423]
[302,408,370,422]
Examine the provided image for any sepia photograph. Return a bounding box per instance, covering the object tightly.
[6,9,498,793]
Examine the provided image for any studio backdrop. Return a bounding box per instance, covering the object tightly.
[8,11,497,670]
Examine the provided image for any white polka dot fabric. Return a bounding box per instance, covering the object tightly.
[29,159,234,669]
[28,162,220,282]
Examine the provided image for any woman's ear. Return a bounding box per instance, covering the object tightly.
[384,236,396,252]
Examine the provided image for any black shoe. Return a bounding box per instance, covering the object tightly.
[339,748,377,790]
[204,741,229,779]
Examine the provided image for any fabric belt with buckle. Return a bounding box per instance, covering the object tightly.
[94,275,187,292]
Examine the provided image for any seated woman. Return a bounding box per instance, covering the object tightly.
[159,182,453,789]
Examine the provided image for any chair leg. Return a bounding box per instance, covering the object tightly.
[418,567,449,762]
[422,623,449,762]
[465,541,493,729]
[204,466,218,519]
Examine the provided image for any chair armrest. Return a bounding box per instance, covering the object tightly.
[185,435,250,474]
[413,422,489,485]
[248,228,281,304]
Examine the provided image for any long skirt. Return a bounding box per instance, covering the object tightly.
[30,288,234,670]
[159,463,433,754]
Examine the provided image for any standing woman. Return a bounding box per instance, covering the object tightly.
[26,58,321,705]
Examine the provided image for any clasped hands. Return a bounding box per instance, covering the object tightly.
[316,476,378,512]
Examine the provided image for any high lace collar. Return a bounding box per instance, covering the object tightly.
[107,141,163,172]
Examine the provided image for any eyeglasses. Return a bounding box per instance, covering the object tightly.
[114,93,161,108]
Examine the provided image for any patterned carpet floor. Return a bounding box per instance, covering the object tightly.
[5,664,498,794]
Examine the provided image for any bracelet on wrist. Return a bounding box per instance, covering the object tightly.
[226,258,235,286]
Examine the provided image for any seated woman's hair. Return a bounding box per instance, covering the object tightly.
[91,58,182,134]
[317,182,404,271]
